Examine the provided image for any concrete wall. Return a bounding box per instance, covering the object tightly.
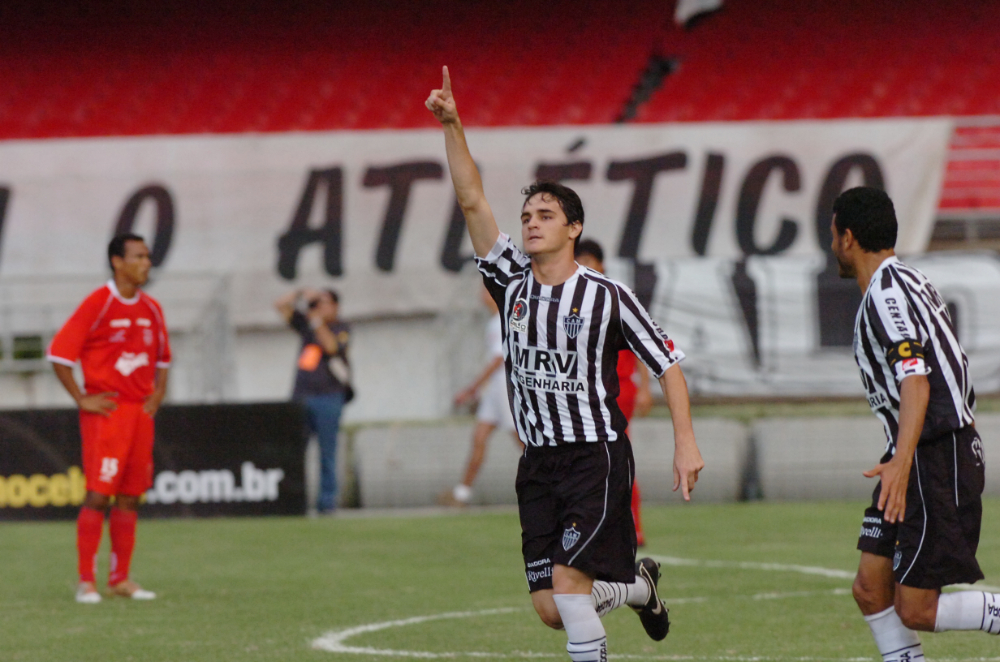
[351,417,750,508]
[627,418,750,503]
[341,414,1000,508]
[754,417,886,501]
[755,415,1000,501]
[353,422,521,508]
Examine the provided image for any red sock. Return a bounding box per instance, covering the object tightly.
[108,508,138,586]
[631,480,645,547]
[77,507,105,583]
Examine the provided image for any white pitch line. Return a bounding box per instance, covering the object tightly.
[651,556,855,580]
[951,582,1000,592]
[312,557,1000,659]
[652,556,1000,592]
[313,589,852,658]
[311,607,525,657]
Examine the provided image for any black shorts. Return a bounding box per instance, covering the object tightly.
[517,439,636,593]
[857,425,986,589]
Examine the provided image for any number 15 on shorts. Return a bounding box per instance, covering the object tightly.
[99,457,119,483]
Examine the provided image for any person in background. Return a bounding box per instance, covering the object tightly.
[275,288,352,515]
[48,233,169,603]
[440,284,523,507]
[574,238,654,546]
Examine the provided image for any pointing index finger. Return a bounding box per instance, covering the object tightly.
[442,66,452,94]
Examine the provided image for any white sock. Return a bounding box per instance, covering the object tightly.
[591,577,651,617]
[935,591,1000,634]
[452,484,473,503]
[553,593,607,662]
[864,606,923,662]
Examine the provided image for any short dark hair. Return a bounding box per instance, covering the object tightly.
[832,187,897,252]
[575,238,604,263]
[107,233,146,271]
[325,288,339,304]
[521,180,585,247]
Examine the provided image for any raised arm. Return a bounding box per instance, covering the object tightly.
[426,66,500,257]
[274,289,300,323]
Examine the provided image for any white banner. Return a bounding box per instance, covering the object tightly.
[2,119,981,400]
[0,119,951,323]
[649,252,1000,396]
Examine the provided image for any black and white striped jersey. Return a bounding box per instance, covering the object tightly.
[854,256,975,454]
[476,233,684,447]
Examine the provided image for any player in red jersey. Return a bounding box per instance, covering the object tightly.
[48,234,170,603]
[574,239,653,546]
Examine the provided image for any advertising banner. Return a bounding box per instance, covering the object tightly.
[0,119,951,323]
[0,119,979,400]
[0,403,307,520]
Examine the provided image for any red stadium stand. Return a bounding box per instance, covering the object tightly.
[0,0,668,138]
[941,124,1000,213]
[637,0,1000,122]
[1,0,997,139]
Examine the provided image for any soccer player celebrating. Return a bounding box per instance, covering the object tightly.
[830,187,998,661]
[427,67,704,661]
[48,233,170,603]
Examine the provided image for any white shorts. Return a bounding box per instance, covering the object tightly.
[476,377,515,431]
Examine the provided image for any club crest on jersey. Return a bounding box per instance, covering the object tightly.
[562,524,581,551]
[563,312,584,339]
[115,351,149,377]
[510,298,529,333]
[143,328,154,346]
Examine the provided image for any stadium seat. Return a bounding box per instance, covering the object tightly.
[2,0,998,139]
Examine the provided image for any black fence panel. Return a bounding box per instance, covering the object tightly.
[0,403,306,520]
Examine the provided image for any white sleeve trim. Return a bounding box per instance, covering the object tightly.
[155,361,171,369]
[46,354,77,367]
[651,352,686,379]
[482,232,510,263]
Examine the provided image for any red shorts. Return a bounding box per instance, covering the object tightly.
[80,401,155,497]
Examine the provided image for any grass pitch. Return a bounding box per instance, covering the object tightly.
[3,501,999,661]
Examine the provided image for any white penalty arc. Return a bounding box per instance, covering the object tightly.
[311,607,525,658]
